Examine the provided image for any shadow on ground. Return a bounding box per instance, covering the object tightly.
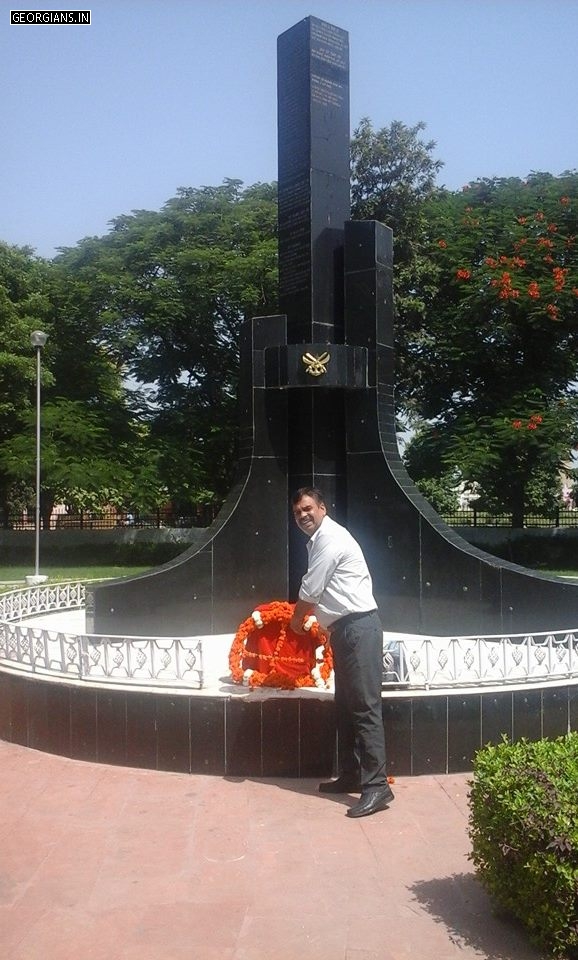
[409,873,545,960]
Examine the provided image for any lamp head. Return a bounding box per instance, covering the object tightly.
[30,330,48,349]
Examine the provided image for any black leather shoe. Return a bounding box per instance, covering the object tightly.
[346,784,395,818]
[318,776,361,794]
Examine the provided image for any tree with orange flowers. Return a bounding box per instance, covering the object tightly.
[403,172,578,525]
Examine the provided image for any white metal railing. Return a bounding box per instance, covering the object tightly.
[0,583,202,688]
[1,582,578,691]
[0,580,85,622]
[382,630,578,689]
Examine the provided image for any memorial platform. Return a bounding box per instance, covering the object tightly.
[3,589,577,780]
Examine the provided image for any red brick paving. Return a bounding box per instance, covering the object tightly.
[0,741,542,959]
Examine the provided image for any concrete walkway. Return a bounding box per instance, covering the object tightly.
[0,740,544,960]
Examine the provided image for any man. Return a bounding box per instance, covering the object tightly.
[289,486,394,819]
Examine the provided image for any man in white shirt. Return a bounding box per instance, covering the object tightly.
[290,487,394,818]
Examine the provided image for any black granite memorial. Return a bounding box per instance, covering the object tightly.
[88,15,578,639]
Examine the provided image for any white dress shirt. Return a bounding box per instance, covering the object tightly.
[298,515,377,629]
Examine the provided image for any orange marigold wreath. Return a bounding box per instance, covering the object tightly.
[228,600,333,690]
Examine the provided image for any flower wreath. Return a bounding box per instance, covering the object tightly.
[228,600,333,690]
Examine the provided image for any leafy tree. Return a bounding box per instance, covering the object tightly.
[0,399,165,523]
[404,173,578,524]
[0,243,55,517]
[413,474,461,514]
[0,241,158,523]
[55,179,278,505]
[351,118,443,249]
[350,118,444,410]
[0,243,55,434]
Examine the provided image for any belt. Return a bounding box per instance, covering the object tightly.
[330,609,377,632]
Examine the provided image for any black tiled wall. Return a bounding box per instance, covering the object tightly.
[1,672,576,777]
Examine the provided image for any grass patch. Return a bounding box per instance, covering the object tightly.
[542,569,578,578]
[0,564,152,585]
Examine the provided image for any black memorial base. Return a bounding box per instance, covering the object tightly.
[1,670,577,777]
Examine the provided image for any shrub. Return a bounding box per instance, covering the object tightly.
[484,534,578,570]
[468,734,578,958]
[5,537,200,567]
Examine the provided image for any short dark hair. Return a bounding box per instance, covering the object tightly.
[291,486,325,506]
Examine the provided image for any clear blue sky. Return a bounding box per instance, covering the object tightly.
[2,0,577,259]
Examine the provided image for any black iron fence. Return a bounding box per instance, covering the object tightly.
[2,506,219,531]
[4,505,578,531]
[439,507,578,528]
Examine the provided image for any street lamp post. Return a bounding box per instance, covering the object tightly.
[29,330,48,583]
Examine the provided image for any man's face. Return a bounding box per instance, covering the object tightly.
[292,495,326,536]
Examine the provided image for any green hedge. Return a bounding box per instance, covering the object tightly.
[469,734,578,957]
[4,540,194,566]
[487,535,578,570]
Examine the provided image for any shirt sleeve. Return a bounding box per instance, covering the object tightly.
[299,535,340,604]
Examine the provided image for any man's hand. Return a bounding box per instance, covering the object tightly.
[290,598,315,635]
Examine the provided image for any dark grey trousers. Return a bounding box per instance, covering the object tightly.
[330,610,387,789]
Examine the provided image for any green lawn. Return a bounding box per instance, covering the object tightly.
[541,569,578,578]
[1,563,577,589]
[0,564,152,586]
